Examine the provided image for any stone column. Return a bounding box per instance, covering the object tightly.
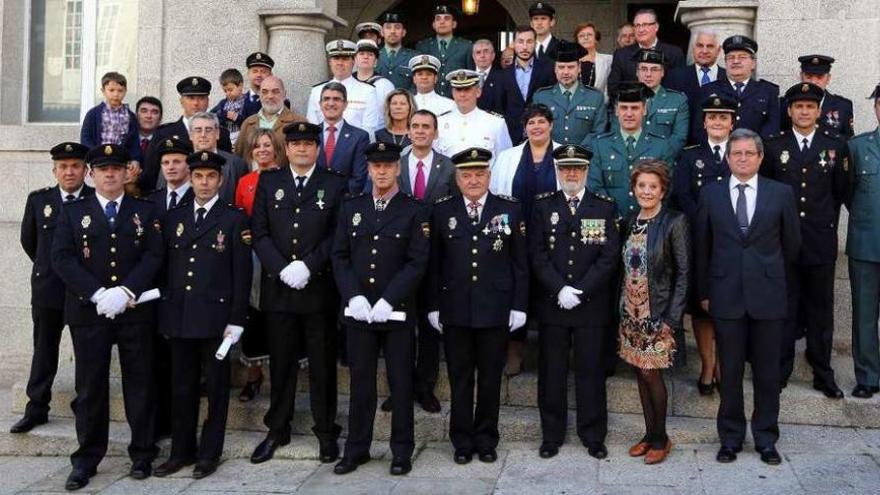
[676,0,759,64]
[260,9,347,114]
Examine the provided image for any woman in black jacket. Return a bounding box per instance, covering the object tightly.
[618,160,690,464]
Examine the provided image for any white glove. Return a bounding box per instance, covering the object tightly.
[289,260,311,290]
[369,298,393,324]
[223,324,245,344]
[91,287,107,304]
[427,311,443,334]
[508,310,527,333]
[96,287,131,319]
[279,263,298,288]
[557,286,584,310]
[348,295,372,322]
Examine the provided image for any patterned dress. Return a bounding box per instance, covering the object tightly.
[618,217,676,369]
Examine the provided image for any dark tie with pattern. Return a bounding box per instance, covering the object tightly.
[735,184,749,233]
[468,201,480,224]
[735,82,744,98]
[375,198,387,212]
[568,195,579,214]
[700,66,711,86]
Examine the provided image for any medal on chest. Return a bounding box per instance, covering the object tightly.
[316,189,325,209]
[215,230,226,252]
[581,218,606,245]
[43,204,52,218]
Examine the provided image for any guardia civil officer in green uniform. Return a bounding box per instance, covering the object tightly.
[415,4,475,97]
[847,83,880,399]
[587,81,676,218]
[532,41,607,146]
[632,48,689,155]
[761,82,849,398]
[376,11,419,89]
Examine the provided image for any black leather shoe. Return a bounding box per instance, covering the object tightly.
[716,445,741,463]
[539,444,559,459]
[64,468,95,491]
[10,415,48,434]
[333,453,371,475]
[697,380,715,396]
[129,460,152,480]
[192,460,219,479]
[454,448,473,464]
[851,384,879,399]
[389,456,412,475]
[238,375,263,403]
[756,447,782,465]
[380,396,393,412]
[319,440,340,463]
[418,391,442,413]
[477,448,498,463]
[587,442,608,459]
[250,436,290,464]
[813,382,844,399]
[154,458,195,477]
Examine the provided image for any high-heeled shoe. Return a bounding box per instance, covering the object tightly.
[239,375,263,402]
[697,378,714,396]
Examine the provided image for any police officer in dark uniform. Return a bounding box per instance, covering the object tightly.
[242,52,276,120]
[426,147,528,465]
[331,141,430,476]
[152,151,251,479]
[780,55,854,139]
[672,95,736,394]
[248,122,347,464]
[762,82,849,398]
[12,142,94,435]
[52,144,164,491]
[530,145,619,460]
[699,36,779,141]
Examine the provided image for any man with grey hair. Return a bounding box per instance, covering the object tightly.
[665,30,726,143]
[172,112,248,203]
[473,39,502,111]
[234,75,307,164]
[696,127,801,466]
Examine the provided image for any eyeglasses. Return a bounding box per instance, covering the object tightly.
[637,66,663,74]
[633,22,657,29]
[729,150,760,159]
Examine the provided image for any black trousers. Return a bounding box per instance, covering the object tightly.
[538,325,607,446]
[781,263,836,386]
[264,311,339,442]
[153,330,173,437]
[444,325,508,451]
[168,337,229,462]
[69,322,157,471]
[414,290,440,396]
[24,306,65,420]
[714,317,783,450]
[344,326,414,459]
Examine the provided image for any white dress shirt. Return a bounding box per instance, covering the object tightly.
[792,128,816,150]
[60,185,84,202]
[463,192,489,221]
[729,174,758,224]
[193,194,220,221]
[408,150,434,191]
[729,78,750,92]
[96,192,124,212]
[414,91,456,117]
[695,64,720,84]
[289,163,317,189]
[167,182,191,209]
[536,35,555,57]
[707,139,727,159]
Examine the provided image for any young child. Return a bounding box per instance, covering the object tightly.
[80,71,140,159]
[211,68,246,145]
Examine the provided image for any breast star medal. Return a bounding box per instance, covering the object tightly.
[448,217,457,230]
[780,150,790,165]
[275,189,285,201]
[352,212,361,226]
[550,211,559,225]
[81,215,91,229]
[43,204,52,218]
[176,223,184,237]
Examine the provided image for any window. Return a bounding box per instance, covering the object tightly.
[28,0,138,123]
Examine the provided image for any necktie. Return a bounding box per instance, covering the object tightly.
[324,125,337,166]
[195,207,206,226]
[295,176,305,194]
[538,44,545,59]
[467,201,480,223]
[140,138,149,154]
[413,160,426,200]
[625,136,636,158]
[700,66,711,86]
[568,195,580,214]
[801,138,809,152]
[375,198,387,212]
[168,190,178,210]
[563,90,571,104]
[104,200,118,227]
[734,82,744,98]
[389,49,397,59]
[713,145,722,163]
[440,40,448,57]
[735,184,749,233]
[64,194,76,202]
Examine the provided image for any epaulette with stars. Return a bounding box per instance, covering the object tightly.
[534,191,556,201]
[822,128,845,141]
[28,186,54,197]
[766,130,787,140]
[436,110,452,118]
[434,195,453,204]
[495,194,519,203]
[682,144,700,151]
[318,167,345,177]
[312,79,331,88]
[589,191,615,203]
[488,111,504,119]
[343,191,366,201]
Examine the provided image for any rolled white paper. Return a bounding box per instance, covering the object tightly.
[135,288,161,305]
[215,335,234,360]
[343,306,407,322]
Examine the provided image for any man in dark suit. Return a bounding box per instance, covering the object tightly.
[530,145,619,460]
[52,144,164,490]
[314,83,370,194]
[331,141,430,476]
[415,4,475,97]
[664,31,726,143]
[695,128,801,466]
[606,8,685,100]
[529,2,562,61]
[699,36,779,141]
[12,142,93,435]
[761,83,849,398]
[497,26,557,144]
[247,122,347,465]
[474,39,503,112]
[427,147,528,465]
[184,112,248,204]
[780,55,854,139]
[152,151,251,480]
[138,77,232,192]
